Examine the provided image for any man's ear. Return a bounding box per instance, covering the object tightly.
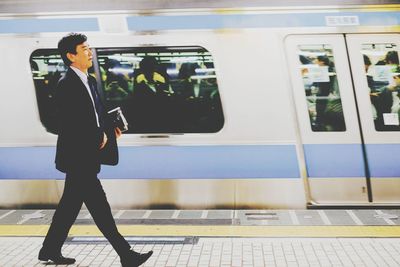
[66,52,75,63]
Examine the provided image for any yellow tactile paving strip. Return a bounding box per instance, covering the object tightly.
[1,225,400,237]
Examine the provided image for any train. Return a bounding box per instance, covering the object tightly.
[0,0,399,209]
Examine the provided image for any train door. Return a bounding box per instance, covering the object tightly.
[286,34,400,205]
[285,35,369,205]
[346,34,400,203]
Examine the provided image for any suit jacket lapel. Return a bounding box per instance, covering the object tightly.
[66,68,90,99]
[66,68,101,121]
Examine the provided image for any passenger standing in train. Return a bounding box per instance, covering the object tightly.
[371,51,400,130]
[373,69,400,130]
[363,55,375,90]
[299,55,313,96]
[363,55,380,122]
[38,33,152,266]
[313,55,334,131]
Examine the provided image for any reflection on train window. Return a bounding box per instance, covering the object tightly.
[30,50,96,134]
[361,44,400,131]
[96,46,224,133]
[297,45,346,132]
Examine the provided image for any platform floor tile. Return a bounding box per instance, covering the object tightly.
[1,237,400,266]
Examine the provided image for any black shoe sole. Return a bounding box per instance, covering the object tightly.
[38,256,76,265]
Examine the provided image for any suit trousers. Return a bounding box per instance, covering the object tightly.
[42,171,131,257]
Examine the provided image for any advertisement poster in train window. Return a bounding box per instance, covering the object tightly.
[30,46,224,134]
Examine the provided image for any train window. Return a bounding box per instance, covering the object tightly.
[361,44,400,131]
[30,47,224,134]
[30,50,96,134]
[96,46,224,134]
[297,45,346,132]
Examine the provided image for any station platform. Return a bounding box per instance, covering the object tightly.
[1,209,400,266]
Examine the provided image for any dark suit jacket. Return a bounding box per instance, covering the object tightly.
[55,68,118,174]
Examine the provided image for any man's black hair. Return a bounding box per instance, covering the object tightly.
[58,33,87,66]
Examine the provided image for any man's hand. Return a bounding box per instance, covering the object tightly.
[115,127,122,139]
[100,132,108,149]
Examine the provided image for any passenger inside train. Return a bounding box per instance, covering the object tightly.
[128,56,172,132]
[102,58,130,101]
[298,45,345,132]
[30,46,224,135]
[362,46,400,131]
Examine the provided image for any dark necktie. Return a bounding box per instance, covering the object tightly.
[87,76,104,126]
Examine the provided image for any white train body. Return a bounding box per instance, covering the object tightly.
[0,1,399,208]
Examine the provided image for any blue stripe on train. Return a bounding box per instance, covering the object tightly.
[304,144,366,178]
[0,18,99,34]
[1,144,398,179]
[127,12,400,31]
[0,11,399,34]
[304,144,400,178]
[365,144,400,177]
[0,145,300,179]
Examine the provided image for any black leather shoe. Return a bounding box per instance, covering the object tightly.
[38,248,76,265]
[120,250,153,267]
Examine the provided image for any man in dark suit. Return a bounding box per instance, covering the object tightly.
[38,33,152,266]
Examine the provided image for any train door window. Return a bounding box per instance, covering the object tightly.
[30,49,96,134]
[297,45,346,132]
[361,44,400,131]
[96,46,224,134]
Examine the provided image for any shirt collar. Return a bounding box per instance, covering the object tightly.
[70,66,89,83]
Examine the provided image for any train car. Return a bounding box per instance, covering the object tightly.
[0,0,399,209]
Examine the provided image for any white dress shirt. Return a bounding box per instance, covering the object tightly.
[70,66,100,127]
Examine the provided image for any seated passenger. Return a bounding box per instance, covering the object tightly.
[134,56,172,98]
[106,80,129,101]
[104,58,129,101]
[128,56,172,132]
[178,63,197,99]
[177,63,212,100]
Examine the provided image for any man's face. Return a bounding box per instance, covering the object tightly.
[67,41,93,71]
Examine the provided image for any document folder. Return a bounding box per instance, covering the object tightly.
[107,107,128,132]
